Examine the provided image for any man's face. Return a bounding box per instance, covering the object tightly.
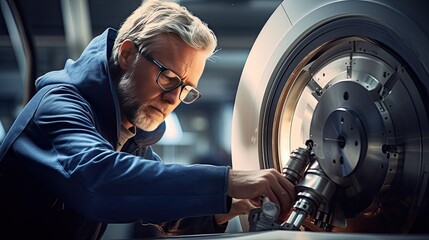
[117,34,207,131]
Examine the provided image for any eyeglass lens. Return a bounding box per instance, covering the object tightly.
[158,70,200,104]
[180,85,200,104]
[158,70,181,90]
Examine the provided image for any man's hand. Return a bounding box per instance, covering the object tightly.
[227,169,296,221]
[215,198,258,225]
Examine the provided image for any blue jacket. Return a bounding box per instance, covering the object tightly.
[0,28,231,239]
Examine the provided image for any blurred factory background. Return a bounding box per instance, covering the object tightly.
[0,0,281,166]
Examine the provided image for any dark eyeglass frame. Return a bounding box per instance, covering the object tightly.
[143,54,202,104]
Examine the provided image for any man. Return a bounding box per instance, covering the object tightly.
[0,0,295,239]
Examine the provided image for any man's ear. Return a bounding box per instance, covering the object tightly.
[118,39,137,70]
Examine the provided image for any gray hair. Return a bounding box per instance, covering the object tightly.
[111,0,217,64]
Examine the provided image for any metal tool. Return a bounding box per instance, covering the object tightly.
[249,140,338,231]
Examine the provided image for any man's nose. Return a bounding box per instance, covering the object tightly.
[162,87,181,105]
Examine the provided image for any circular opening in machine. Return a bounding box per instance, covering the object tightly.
[260,23,428,232]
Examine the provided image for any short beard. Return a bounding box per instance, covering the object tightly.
[116,68,154,131]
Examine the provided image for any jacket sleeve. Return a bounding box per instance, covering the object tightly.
[124,132,232,237]
[14,86,231,223]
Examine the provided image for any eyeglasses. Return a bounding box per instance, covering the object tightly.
[143,54,202,104]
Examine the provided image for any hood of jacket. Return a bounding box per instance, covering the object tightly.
[34,28,165,146]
